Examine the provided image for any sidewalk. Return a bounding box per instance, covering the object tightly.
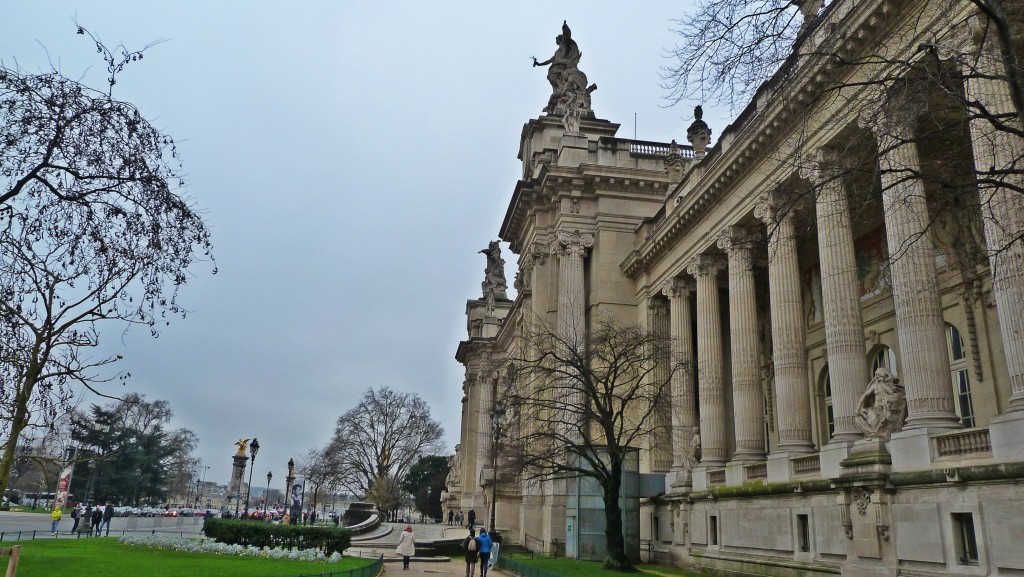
[381,558,505,577]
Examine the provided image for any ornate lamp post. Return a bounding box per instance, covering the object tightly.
[489,401,506,533]
[265,471,273,521]
[243,438,260,518]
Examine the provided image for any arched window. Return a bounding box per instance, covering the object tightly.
[818,366,835,443]
[870,346,898,378]
[946,324,975,427]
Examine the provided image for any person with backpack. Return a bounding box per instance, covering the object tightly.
[70,501,80,533]
[477,528,494,577]
[462,527,480,577]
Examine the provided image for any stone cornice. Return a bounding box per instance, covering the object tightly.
[621,0,916,279]
[502,163,673,253]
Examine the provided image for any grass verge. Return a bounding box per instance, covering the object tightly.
[511,555,710,577]
[0,537,377,577]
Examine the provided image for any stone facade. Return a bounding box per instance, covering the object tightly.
[447,3,1024,576]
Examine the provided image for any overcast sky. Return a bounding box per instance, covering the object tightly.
[4,2,728,493]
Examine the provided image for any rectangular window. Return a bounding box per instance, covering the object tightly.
[954,369,975,428]
[797,514,810,552]
[952,513,979,565]
[709,515,719,546]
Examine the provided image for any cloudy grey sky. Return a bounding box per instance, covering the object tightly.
[4,2,726,491]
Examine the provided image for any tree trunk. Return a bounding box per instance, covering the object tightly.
[0,361,42,499]
[601,461,634,571]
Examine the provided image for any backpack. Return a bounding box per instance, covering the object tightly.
[468,537,478,552]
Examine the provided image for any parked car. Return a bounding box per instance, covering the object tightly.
[178,507,195,517]
[163,508,179,517]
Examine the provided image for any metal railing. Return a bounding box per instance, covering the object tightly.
[498,555,565,577]
[524,532,544,553]
[279,555,383,577]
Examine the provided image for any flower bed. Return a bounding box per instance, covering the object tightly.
[118,534,344,563]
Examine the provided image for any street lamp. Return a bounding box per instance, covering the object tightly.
[265,471,273,521]
[243,438,260,518]
[198,466,210,507]
[490,400,506,533]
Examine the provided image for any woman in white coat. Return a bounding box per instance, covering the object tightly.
[396,525,416,570]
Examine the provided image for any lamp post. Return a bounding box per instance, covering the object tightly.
[198,465,209,507]
[265,471,273,521]
[243,438,260,518]
[489,400,506,533]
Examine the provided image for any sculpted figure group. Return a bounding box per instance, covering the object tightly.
[532,21,597,126]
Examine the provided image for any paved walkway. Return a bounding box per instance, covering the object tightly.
[365,523,506,577]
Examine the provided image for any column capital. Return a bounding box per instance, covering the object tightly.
[856,86,928,143]
[754,190,799,227]
[686,254,726,279]
[798,147,847,184]
[662,277,695,299]
[716,225,758,254]
[551,230,594,258]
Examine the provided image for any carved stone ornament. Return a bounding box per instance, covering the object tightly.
[855,367,908,440]
[851,487,872,516]
[716,225,757,253]
[664,139,685,172]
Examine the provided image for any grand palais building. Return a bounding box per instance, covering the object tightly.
[442,1,1024,575]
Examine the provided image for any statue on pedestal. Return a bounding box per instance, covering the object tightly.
[532,21,597,118]
[480,241,508,301]
[855,368,907,440]
[234,438,250,457]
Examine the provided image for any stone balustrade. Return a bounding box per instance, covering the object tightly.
[744,463,768,481]
[933,427,992,459]
[708,469,726,485]
[791,454,821,475]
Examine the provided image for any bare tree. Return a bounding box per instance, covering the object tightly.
[502,316,684,571]
[299,446,343,518]
[327,387,444,497]
[0,33,214,497]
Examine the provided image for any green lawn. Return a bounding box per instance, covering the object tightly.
[0,538,378,577]
[510,555,710,577]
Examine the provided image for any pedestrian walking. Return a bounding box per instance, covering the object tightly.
[462,527,480,577]
[395,525,416,570]
[477,527,494,577]
[50,505,62,534]
[90,504,102,535]
[101,501,114,536]
[70,502,80,533]
[467,508,476,528]
[448,509,454,525]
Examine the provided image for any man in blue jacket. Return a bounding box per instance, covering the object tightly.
[477,528,494,577]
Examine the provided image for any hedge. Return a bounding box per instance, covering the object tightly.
[202,518,351,555]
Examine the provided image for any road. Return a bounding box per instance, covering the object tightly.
[0,511,205,541]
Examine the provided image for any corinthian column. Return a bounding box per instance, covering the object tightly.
[647,298,673,472]
[552,230,594,438]
[867,95,961,429]
[686,254,728,466]
[554,230,594,345]
[965,33,1024,411]
[756,195,815,453]
[718,227,766,461]
[663,277,696,484]
[806,150,867,442]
